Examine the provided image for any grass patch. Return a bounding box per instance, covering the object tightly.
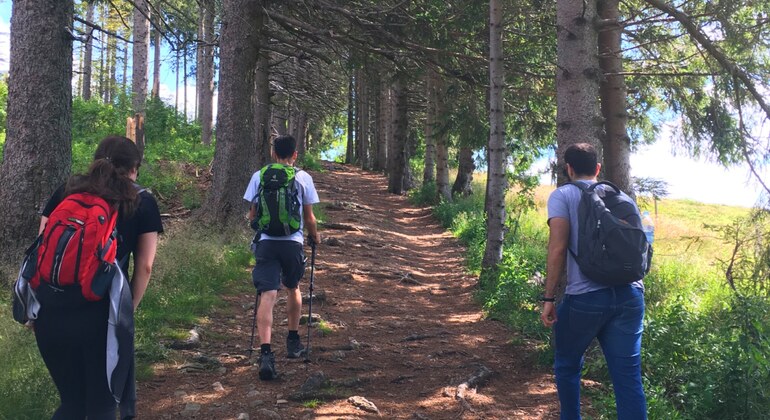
[302,399,323,409]
[134,224,254,369]
[0,319,58,419]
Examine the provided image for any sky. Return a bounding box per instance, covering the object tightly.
[0,4,765,208]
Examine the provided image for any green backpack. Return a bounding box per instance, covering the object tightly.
[251,163,302,236]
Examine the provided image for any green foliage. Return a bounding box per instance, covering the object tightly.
[298,153,324,172]
[409,181,439,206]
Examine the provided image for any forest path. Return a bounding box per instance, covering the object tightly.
[137,163,559,419]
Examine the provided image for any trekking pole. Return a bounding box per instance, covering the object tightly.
[247,291,260,358]
[304,239,317,363]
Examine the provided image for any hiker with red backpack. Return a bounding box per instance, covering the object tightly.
[541,143,650,420]
[243,134,320,380]
[35,136,163,419]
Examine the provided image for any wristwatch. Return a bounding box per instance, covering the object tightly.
[539,296,556,303]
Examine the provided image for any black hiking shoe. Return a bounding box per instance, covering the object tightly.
[257,351,276,380]
[286,336,306,359]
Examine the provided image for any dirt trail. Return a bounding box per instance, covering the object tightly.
[137,163,559,419]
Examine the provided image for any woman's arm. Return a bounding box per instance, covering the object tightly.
[131,232,159,310]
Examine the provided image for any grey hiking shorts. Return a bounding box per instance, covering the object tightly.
[252,240,306,292]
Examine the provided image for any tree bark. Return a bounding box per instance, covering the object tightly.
[556,0,603,185]
[434,73,451,202]
[423,70,436,185]
[482,0,508,271]
[0,0,73,266]
[387,73,408,194]
[132,0,150,152]
[199,0,215,145]
[82,1,95,100]
[254,50,271,167]
[151,23,161,99]
[107,24,117,104]
[175,46,180,113]
[201,0,263,225]
[598,0,632,195]
[452,147,475,196]
[358,71,370,169]
[374,77,389,171]
[183,42,188,119]
[346,72,355,164]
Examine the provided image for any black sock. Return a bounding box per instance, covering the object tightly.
[260,344,271,354]
[288,330,300,340]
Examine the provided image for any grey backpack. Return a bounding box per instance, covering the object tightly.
[569,181,652,285]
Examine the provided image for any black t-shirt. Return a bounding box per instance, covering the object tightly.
[42,184,164,274]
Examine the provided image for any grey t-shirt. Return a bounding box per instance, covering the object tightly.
[243,168,320,244]
[547,180,644,295]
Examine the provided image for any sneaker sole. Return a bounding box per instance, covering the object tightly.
[259,368,276,380]
[286,349,306,359]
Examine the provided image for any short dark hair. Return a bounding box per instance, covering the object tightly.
[564,143,598,177]
[273,135,297,159]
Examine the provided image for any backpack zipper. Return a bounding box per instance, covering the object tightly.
[51,226,77,286]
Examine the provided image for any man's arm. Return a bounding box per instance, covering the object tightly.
[541,217,569,328]
[131,232,159,310]
[302,204,320,245]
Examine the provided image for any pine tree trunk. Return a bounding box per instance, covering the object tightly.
[82,1,95,100]
[482,0,508,271]
[201,0,263,225]
[423,70,436,185]
[346,73,355,164]
[151,24,161,98]
[598,0,632,195]
[387,73,408,194]
[183,43,188,119]
[374,78,389,171]
[556,0,603,185]
[122,38,128,96]
[132,0,150,152]
[254,50,271,167]
[99,13,106,102]
[433,73,451,201]
[452,147,475,196]
[0,0,73,265]
[358,71,369,169]
[199,0,215,145]
[107,30,117,104]
[175,46,180,113]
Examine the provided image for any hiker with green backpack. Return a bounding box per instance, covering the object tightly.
[243,134,321,380]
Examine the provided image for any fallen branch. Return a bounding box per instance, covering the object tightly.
[455,365,493,417]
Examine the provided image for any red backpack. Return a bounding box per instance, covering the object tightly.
[30,193,119,301]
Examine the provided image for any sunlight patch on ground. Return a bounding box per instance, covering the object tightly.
[446,313,484,324]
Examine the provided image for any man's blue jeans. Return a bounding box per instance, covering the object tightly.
[554,285,647,420]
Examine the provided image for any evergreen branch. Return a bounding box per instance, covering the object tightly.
[646,0,770,122]
[73,16,133,44]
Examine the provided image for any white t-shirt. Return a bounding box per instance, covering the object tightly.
[243,168,320,244]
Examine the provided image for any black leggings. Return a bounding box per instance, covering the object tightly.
[34,295,116,419]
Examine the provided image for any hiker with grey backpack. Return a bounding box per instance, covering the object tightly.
[541,143,651,420]
[243,134,321,380]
